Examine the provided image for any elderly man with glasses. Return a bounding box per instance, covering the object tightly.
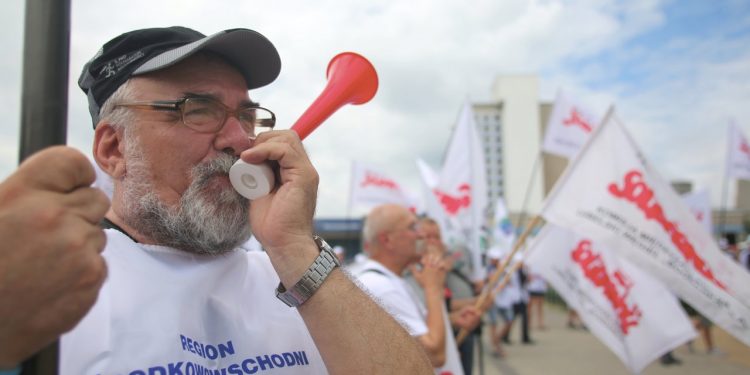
[58,27,431,374]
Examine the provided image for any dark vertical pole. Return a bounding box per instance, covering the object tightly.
[18,0,71,162]
[18,0,71,374]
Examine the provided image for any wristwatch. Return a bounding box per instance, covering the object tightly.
[275,236,341,307]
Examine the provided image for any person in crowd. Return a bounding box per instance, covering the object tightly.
[355,204,462,373]
[60,26,432,374]
[681,301,723,356]
[486,247,519,357]
[496,259,533,345]
[416,217,481,375]
[526,265,548,330]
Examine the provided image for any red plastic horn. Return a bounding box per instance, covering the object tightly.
[290,52,378,140]
[230,52,378,200]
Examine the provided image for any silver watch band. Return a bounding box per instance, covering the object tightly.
[275,236,340,307]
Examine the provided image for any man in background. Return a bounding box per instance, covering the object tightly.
[356,204,462,373]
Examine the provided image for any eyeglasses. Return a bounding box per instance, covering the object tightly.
[115,97,275,139]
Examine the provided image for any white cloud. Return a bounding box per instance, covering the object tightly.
[1,0,747,217]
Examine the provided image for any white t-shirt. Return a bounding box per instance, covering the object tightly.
[61,230,328,375]
[355,260,464,375]
[355,259,428,336]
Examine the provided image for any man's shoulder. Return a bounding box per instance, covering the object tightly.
[354,260,394,281]
[356,262,407,299]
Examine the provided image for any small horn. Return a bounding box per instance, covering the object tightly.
[291,52,378,140]
[230,52,379,199]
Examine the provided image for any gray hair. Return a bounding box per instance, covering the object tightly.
[98,79,138,131]
[362,204,401,248]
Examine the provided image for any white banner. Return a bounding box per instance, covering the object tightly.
[681,189,713,235]
[525,224,695,374]
[726,121,750,180]
[432,102,489,280]
[541,90,601,159]
[416,158,464,248]
[542,108,750,346]
[349,161,418,212]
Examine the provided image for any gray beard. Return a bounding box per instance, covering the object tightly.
[120,151,251,255]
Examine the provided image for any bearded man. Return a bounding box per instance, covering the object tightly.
[60,27,431,375]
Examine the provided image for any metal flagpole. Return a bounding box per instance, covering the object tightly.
[19,0,71,373]
[19,0,71,162]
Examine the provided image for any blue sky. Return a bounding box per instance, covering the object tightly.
[0,0,748,217]
[572,1,749,91]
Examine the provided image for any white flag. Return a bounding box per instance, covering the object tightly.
[525,224,695,374]
[433,102,489,281]
[542,108,750,346]
[349,161,418,212]
[416,158,463,247]
[492,197,515,249]
[726,121,750,180]
[681,189,713,235]
[541,90,601,159]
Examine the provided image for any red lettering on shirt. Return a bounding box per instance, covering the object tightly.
[563,108,593,133]
[571,240,642,334]
[608,170,726,290]
[433,184,471,216]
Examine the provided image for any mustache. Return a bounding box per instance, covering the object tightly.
[192,153,239,184]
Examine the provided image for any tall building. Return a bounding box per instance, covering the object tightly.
[473,75,549,225]
[472,103,504,203]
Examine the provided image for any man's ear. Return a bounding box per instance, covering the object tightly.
[93,122,126,179]
[377,232,390,249]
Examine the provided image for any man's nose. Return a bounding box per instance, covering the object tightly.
[214,115,251,155]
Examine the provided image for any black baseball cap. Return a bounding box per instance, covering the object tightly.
[78,26,281,127]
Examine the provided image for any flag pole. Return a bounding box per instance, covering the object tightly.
[456,215,542,344]
[19,0,71,373]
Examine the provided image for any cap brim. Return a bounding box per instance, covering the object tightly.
[133,29,281,90]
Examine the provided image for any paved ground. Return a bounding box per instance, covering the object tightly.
[471,303,750,375]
